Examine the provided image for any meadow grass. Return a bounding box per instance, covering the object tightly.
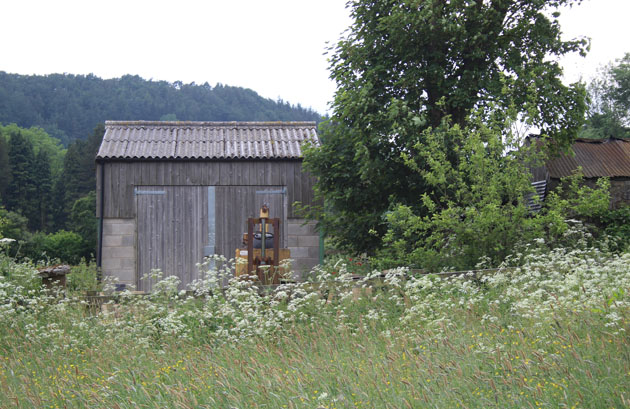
[1,246,629,408]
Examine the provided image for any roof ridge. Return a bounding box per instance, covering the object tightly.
[104,120,317,127]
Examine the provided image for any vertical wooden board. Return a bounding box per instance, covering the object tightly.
[155,162,164,185]
[278,161,287,187]
[111,164,121,218]
[286,163,296,218]
[183,162,191,184]
[161,162,169,185]
[247,161,256,186]
[208,162,219,185]
[219,186,226,260]
[264,162,272,186]
[226,162,234,185]
[120,164,132,218]
[250,162,261,185]
[136,186,208,291]
[95,163,101,216]
[234,163,242,186]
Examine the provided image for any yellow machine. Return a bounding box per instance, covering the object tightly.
[235,204,291,284]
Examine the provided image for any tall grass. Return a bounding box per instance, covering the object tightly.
[1,245,629,408]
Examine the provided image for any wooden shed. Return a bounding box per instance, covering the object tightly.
[530,137,630,209]
[95,121,321,291]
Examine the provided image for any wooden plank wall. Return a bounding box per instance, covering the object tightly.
[97,160,315,219]
[136,186,208,291]
[215,186,287,266]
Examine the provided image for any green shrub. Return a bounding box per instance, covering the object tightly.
[599,206,630,251]
[374,121,611,272]
[22,230,88,265]
[67,259,100,293]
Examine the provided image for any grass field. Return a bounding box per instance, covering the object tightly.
[1,246,629,408]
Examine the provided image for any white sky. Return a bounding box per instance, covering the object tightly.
[0,0,628,115]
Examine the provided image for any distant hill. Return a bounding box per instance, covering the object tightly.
[0,72,323,146]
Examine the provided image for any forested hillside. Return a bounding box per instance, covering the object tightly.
[0,72,322,146]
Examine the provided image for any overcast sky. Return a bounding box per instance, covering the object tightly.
[1,0,628,115]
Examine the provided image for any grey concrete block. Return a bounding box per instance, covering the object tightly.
[104,219,135,235]
[122,235,135,247]
[103,235,123,247]
[296,258,320,273]
[121,258,136,269]
[288,220,316,236]
[287,235,299,247]
[297,235,320,248]
[116,269,136,283]
[288,246,309,258]
[308,246,321,259]
[102,246,135,259]
[102,257,121,270]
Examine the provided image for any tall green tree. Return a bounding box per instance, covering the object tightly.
[580,52,630,138]
[304,0,588,253]
[54,123,104,229]
[0,134,10,203]
[5,131,38,229]
[33,150,53,231]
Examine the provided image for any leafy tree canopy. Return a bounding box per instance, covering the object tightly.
[0,123,65,177]
[305,0,589,254]
[580,52,630,138]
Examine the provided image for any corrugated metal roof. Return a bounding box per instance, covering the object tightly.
[546,138,630,178]
[96,121,319,160]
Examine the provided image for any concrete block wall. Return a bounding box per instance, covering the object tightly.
[101,218,136,286]
[287,219,320,278]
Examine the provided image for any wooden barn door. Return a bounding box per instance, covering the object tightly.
[215,186,287,265]
[135,186,208,292]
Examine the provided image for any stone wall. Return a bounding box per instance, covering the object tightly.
[610,178,630,209]
[101,218,136,286]
[287,219,320,279]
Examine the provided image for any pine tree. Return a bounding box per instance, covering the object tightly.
[5,130,38,229]
[0,134,11,204]
[33,150,53,231]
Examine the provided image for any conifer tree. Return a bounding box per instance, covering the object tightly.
[0,134,11,204]
[5,130,38,229]
[33,150,53,231]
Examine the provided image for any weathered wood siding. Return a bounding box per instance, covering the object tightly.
[136,186,208,291]
[96,160,314,219]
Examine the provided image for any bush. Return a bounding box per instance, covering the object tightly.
[374,121,611,272]
[599,206,630,251]
[67,260,100,292]
[22,230,88,265]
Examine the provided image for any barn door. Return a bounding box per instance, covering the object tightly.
[214,186,287,264]
[135,186,208,292]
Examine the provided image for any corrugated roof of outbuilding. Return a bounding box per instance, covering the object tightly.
[97,121,319,160]
[545,137,630,178]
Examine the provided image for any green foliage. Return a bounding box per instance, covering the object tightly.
[374,119,612,271]
[598,206,630,251]
[0,133,10,201]
[23,230,88,265]
[33,150,53,231]
[581,53,630,138]
[544,170,611,221]
[0,206,29,242]
[53,124,103,229]
[0,72,322,146]
[1,247,630,408]
[0,123,65,177]
[4,130,38,227]
[69,191,96,254]
[306,0,588,254]
[66,260,100,292]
